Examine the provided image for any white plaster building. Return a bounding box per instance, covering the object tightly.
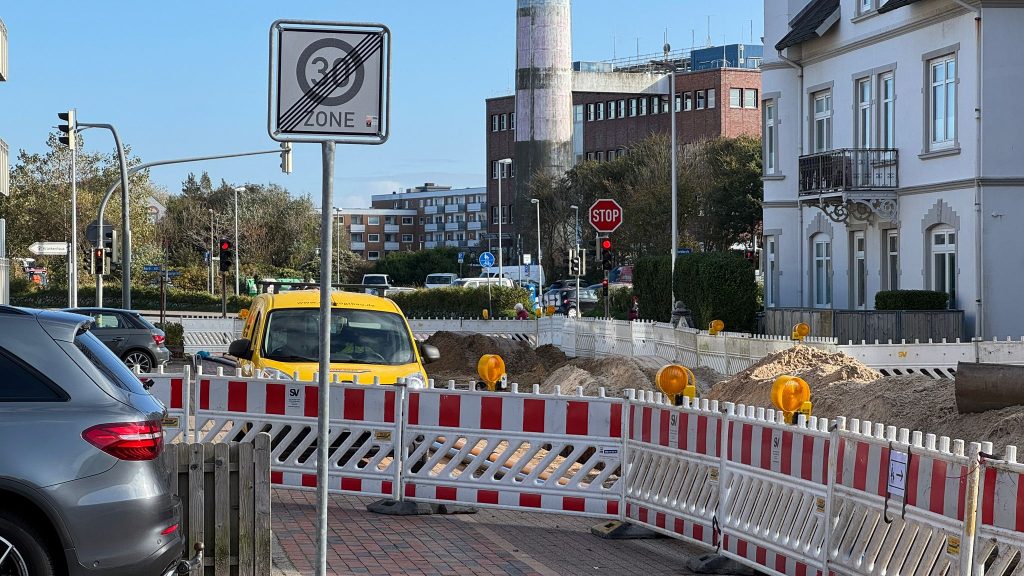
[761,0,1024,338]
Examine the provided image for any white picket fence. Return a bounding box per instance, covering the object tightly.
[179,315,1024,378]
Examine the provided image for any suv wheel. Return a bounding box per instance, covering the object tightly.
[567,307,579,318]
[123,350,154,373]
[0,513,55,576]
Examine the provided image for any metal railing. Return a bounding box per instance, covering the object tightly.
[798,148,898,194]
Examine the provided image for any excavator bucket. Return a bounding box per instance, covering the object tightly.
[954,361,1024,414]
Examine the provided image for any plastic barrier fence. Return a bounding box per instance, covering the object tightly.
[976,445,1024,576]
[143,365,191,444]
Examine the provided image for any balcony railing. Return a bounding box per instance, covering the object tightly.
[467,202,483,212]
[467,221,483,231]
[384,242,400,251]
[349,224,366,233]
[424,205,438,214]
[384,224,400,233]
[425,223,438,232]
[798,148,898,195]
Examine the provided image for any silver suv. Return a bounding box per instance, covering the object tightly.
[0,307,185,575]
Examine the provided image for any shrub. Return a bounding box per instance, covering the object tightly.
[633,256,672,322]
[155,322,184,347]
[372,248,462,286]
[673,252,759,332]
[11,285,252,313]
[387,286,531,318]
[875,290,949,310]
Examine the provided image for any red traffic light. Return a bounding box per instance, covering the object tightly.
[220,240,232,251]
[93,248,104,258]
[602,279,609,288]
[601,239,612,250]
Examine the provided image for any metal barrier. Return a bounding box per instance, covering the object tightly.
[181,318,243,355]
[402,381,624,517]
[622,391,722,548]
[719,404,833,576]
[976,445,1024,576]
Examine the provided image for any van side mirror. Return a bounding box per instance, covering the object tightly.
[228,338,253,360]
[419,343,440,364]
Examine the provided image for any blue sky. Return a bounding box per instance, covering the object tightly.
[0,1,763,209]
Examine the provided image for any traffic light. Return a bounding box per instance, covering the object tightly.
[569,249,580,276]
[103,230,119,265]
[57,110,76,148]
[602,238,614,271]
[92,247,108,275]
[219,239,233,272]
[280,142,293,174]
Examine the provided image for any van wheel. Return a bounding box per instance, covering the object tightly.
[0,512,56,576]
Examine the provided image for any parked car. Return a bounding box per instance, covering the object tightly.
[424,273,458,289]
[361,273,394,295]
[64,307,170,372]
[555,287,600,317]
[453,277,514,288]
[0,306,186,576]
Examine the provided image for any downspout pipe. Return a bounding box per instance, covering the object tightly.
[779,51,805,306]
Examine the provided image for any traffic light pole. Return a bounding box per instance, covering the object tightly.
[92,147,286,307]
[69,136,78,308]
[221,271,227,318]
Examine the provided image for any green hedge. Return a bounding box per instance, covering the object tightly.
[634,256,672,322]
[154,322,184,347]
[673,252,758,332]
[11,286,252,313]
[386,286,532,318]
[875,290,949,310]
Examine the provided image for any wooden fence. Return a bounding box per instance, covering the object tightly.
[164,433,271,576]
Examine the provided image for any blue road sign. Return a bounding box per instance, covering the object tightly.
[677,248,692,255]
[478,251,495,268]
[204,251,211,264]
[457,252,465,264]
[165,271,182,278]
[143,265,162,272]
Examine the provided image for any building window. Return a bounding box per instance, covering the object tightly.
[402,216,413,225]
[852,231,866,309]
[708,89,716,108]
[350,215,363,225]
[886,230,899,290]
[812,90,833,153]
[607,100,616,120]
[639,97,647,115]
[587,103,595,121]
[597,151,604,162]
[629,98,637,116]
[880,72,895,148]
[574,104,583,124]
[929,55,956,149]
[596,102,605,120]
[650,96,660,114]
[586,151,595,161]
[491,115,498,132]
[402,234,413,243]
[729,88,742,108]
[674,93,682,112]
[743,88,758,108]
[500,113,507,131]
[510,112,515,129]
[492,206,508,225]
[930,226,956,307]
[856,78,872,149]
[491,161,498,179]
[367,251,380,260]
[351,233,363,243]
[368,216,380,225]
[683,92,693,111]
[384,215,396,225]
[812,234,832,308]
[617,99,625,117]
[860,0,876,14]
[765,237,777,307]
[418,217,425,225]
[368,234,380,243]
[696,90,706,109]
[385,233,397,242]
[764,100,777,174]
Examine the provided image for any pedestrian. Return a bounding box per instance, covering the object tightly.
[515,303,530,320]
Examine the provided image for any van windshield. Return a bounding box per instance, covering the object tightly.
[261,308,415,365]
[426,275,453,285]
[363,276,388,285]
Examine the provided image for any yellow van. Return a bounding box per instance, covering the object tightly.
[228,289,438,386]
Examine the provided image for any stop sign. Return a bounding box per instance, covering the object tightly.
[588,199,623,233]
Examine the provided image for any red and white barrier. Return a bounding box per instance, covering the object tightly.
[193,367,403,501]
[144,365,191,444]
[622,391,722,548]
[976,444,1024,576]
[718,403,833,576]
[401,381,624,518]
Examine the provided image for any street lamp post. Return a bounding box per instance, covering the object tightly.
[531,198,543,292]
[208,209,215,295]
[233,186,245,295]
[496,158,512,280]
[570,204,580,314]
[652,46,679,318]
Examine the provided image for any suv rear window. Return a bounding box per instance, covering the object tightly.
[74,331,150,395]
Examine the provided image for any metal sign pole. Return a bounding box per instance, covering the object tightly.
[316,140,335,576]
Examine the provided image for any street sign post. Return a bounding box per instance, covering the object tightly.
[269,21,391,144]
[588,199,624,234]
[28,242,69,256]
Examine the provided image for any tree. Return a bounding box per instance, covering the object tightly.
[685,136,763,251]
[372,247,462,286]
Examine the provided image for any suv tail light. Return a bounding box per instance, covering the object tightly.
[82,421,164,461]
[153,334,165,346]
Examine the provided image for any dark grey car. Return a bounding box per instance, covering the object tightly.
[64,308,171,372]
[0,307,185,575]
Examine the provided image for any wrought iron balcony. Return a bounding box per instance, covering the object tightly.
[798,148,898,195]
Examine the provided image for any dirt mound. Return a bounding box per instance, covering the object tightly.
[426,331,539,377]
[540,357,656,397]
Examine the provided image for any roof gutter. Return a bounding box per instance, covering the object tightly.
[778,50,806,306]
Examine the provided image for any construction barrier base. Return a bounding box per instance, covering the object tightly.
[589,520,663,540]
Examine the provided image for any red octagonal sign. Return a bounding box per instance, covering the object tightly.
[589,199,623,233]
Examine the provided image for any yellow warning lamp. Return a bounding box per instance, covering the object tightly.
[477,354,506,392]
[238,308,250,320]
[656,364,697,405]
[546,305,556,316]
[771,375,812,424]
[482,309,490,320]
[791,322,810,341]
[708,319,725,336]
